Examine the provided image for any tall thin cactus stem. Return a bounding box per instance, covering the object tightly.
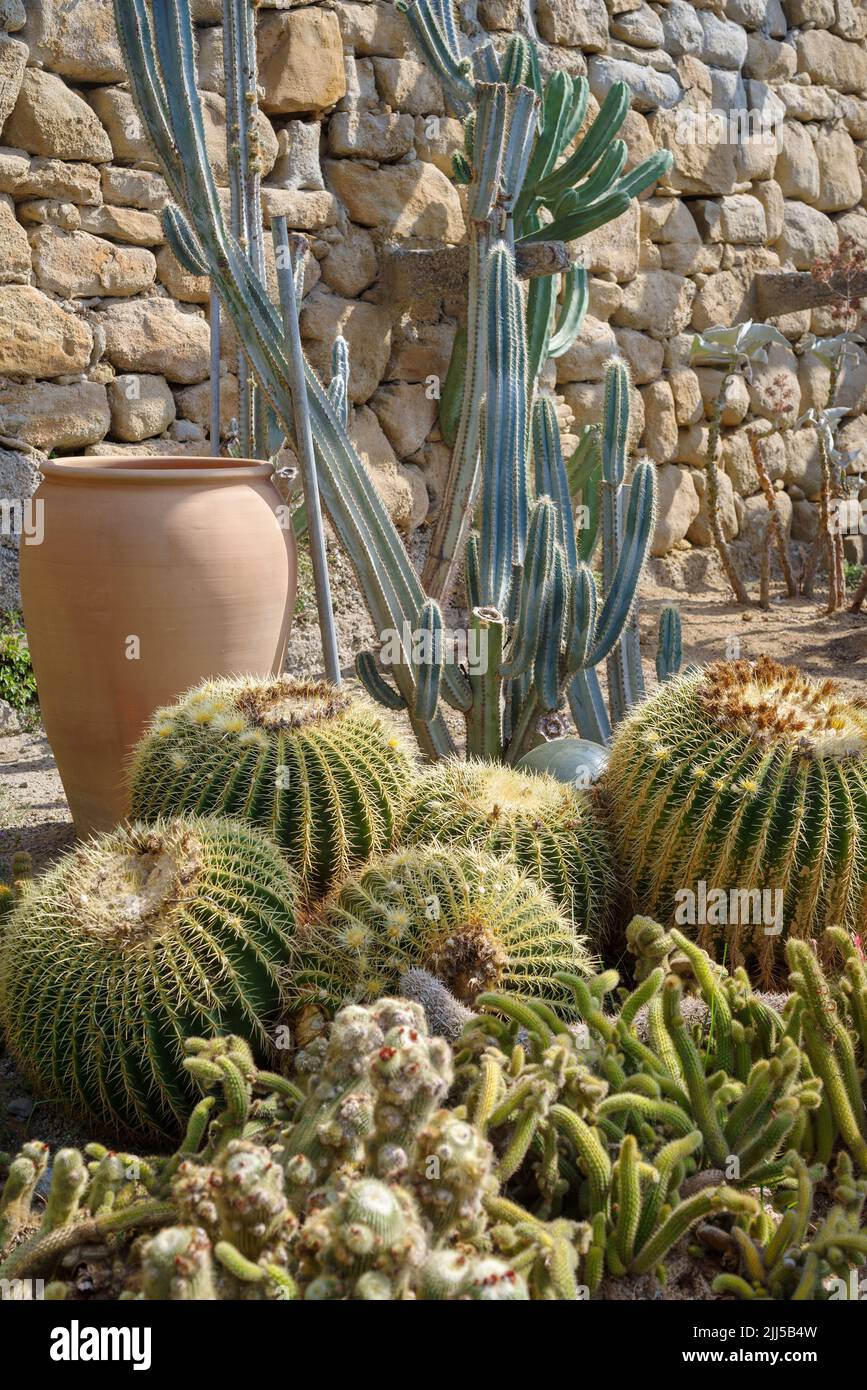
[272,217,341,686]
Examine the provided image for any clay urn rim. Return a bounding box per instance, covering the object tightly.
[38,456,275,485]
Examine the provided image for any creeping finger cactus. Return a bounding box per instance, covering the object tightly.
[788,932,867,1172]
[0,1142,49,1252]
[714,1153,867,1300]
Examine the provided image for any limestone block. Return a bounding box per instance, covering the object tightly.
[4,69,112,162]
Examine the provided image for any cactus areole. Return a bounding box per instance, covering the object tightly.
[606,657,867,984]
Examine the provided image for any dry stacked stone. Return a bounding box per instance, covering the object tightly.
[0,0,866,610]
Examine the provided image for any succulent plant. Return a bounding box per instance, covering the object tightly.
[458,955,817,1208]
[514,736,609,785]
[605,657,867,985]
[0,850,32,921]
[129,677,413,901]
[287,844,595,1018]
[447,917,844,1290]
[787,928,867,1173]
[399,966,476,1042]
[6,932,867,1302]
[0,817,297,1143]
[0,1141,49,1252]
[0,1003,554,1301]
[137,1226,221,1301]
[278,997,456,1208]
[117,0,677,763]
[713,1152,867,1300]
[396,758,617,940]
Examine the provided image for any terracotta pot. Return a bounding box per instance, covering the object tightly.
[20,456,297,837]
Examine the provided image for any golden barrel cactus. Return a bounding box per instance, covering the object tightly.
[288,842,595,1015]
[0,817,297,1142]
[130,677,414,901]
[396,759,616,943]
[606,657,867,984]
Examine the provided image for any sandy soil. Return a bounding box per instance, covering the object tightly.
[641,547,867,704]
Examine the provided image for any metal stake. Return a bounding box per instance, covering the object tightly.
[209,288,222,457]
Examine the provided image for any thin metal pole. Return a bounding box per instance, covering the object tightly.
[209,288,221,458]
[272,216,341,686]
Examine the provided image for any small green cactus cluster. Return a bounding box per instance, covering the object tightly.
[5,928,867,1301]
[130,677,414,901]
[396,759,617,940]
[787,928,867,1174]
[287,843,595,1018]
[445,916,867,1292]
[713,1152,867,1300]
[606,656,867,984]
[0,817,297,1143]
[0,1003,562,1300]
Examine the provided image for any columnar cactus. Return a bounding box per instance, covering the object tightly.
[288,844,595,1016]
[405,5,672,602]
[129,677,413,901]
[714,1153,867,1300]
[0,1142,49,1251]
[0,817,297,1142]
[295,1177,428,1299]
[396,759,617,940]
[138,1227,219,1301]
[117,0,676,762]
[605,657,867,984]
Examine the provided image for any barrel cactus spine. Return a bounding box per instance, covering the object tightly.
[288,843,595,1017]
[605,656,867,984]
[396,758,618,943]
[0,817,298,1143]
[129,676,415,902]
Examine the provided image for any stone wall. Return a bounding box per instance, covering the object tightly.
[1,0,867,609]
